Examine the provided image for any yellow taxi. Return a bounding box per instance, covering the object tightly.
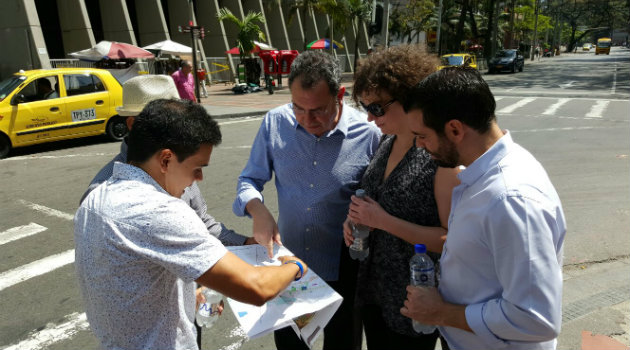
[438,53,478,70]
[0,68,126,158]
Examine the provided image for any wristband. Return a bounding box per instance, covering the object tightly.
[283,260,304,281]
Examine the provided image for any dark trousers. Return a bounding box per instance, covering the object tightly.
[361,304,438,350]
[274,246,360,350]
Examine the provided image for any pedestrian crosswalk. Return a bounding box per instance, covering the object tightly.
[494,96,627,120]
[1,202,80,350]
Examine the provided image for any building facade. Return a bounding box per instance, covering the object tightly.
[0,0,372,81]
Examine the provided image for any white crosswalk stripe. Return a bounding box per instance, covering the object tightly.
[0,223,47,246]
[543,98,571,115]
[3,312,89,350]
[18,200,74,221]
[497,97,536,114]
[585,100,610,118]
[0,249,75,292]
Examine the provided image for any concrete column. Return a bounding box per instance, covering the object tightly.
[99,0,136,44]
[0,0,50,78]
[58,0,96,54]
[167,0,209,70]
[134,0,170,45]
[287,0,305,50]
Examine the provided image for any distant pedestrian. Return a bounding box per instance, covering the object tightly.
[197,66,208,98]
[172,60,197,102]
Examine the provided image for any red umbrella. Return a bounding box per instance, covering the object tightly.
[306,39,344,50]
[69,41,154,61]
[226,41,276,55]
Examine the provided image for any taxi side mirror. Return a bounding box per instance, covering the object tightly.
[11,94,26,105]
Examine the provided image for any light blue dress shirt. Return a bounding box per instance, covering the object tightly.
[233,103,381,281]
[439,132,566,350]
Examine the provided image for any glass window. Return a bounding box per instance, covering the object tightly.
[15,76,59,103]
[64,74,105,96]
[0,76,26,102]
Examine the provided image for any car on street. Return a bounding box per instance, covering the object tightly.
[0,68,126,158]
[487,49,525,73]
[582,43,592,51]
[438,53,478,70]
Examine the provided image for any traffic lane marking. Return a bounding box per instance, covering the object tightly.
[18,200,74,221]
[0,223,47,246]
[0,249,75,292]
[2,312,89,350]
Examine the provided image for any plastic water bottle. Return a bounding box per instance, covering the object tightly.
[349,189,370,261]
[409,244,436,334]
[196,287,223,328]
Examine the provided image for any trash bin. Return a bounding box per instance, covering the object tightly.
[259,50,280,75]
[278,50,299,74]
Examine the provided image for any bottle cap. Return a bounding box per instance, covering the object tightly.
[356,189,366,198]
[415,244,426,254]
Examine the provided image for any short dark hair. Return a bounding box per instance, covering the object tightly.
[288,50,341,96]
[352,44,438,103]
[403,67,496,134]
[127,99,222,164]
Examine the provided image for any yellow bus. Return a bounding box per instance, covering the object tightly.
[596,37,611,55]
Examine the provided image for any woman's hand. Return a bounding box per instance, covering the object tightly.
[348,195,387,230]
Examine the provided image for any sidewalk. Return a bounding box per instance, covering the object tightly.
[198,72,356,119]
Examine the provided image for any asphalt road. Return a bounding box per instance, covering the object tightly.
[0,46,628,350]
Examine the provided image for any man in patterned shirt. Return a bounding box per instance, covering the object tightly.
[75,99,308,350]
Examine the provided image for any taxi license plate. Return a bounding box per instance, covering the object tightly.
[71,108,97,122]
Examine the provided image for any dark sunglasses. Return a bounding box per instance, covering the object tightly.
[359,99,396,117]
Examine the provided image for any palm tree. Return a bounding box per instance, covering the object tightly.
[217,8,267,61]
[316,0,350,55]
[346,0,372,71]
[288,0,324,50]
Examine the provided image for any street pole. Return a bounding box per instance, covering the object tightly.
[190,28,200,102]
[530,0,540,60]
[436,0,443,55]
[188,0,200,102]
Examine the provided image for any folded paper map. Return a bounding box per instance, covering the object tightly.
[226,245,343,348]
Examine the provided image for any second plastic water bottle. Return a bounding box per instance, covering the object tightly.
[409,244,436,334]
[349,189,370,261]
[196,287,223,328]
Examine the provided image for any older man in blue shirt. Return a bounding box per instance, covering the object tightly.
[401,68,566,350]
[233,50,381,350]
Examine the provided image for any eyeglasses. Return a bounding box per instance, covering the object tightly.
[359,99,396,117]
[292,99,338,118]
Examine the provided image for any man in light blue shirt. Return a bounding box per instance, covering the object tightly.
[233,51,381,350]
[400,67,566,350]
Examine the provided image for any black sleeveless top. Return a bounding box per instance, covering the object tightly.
[356,134,440,336]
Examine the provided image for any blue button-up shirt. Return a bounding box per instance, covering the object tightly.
[438,132,566,349]
[233,103,381,280]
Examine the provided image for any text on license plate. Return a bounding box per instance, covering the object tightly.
[71,108,96,122]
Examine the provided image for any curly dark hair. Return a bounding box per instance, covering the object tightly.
[352,44,439,104]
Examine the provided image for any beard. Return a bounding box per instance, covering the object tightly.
[429,137,459,168]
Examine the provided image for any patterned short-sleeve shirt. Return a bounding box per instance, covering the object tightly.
[74,162,227,350]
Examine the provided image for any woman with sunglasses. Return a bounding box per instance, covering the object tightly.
[343,44,460,349]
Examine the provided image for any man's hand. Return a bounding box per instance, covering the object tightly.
[278,256,308,280]
[253,211,282,258]
[400,286,445,325]
[343,216,354,247]
[401,285,472,332]
[246,199,282,258]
